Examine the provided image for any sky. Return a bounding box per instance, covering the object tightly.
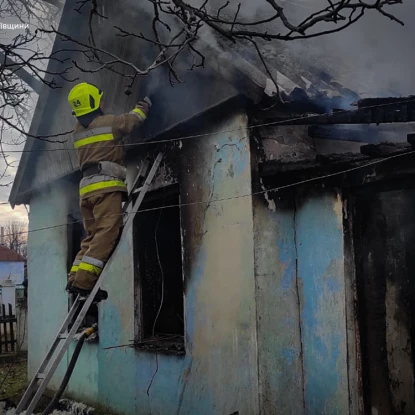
[1,0,415,225]
[280,0,415,97]
[0,22,30,224]
[0,8,56,224]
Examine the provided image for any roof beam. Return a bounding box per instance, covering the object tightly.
[196,39,278,105]
[309,124,415,145]
[256,97,415,127]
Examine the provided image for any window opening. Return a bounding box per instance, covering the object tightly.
[133,185,185,354]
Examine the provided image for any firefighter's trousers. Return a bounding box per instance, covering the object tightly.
[69,191,123,290]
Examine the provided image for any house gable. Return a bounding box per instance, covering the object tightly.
[9,0,358,208]
[0,246,26,262]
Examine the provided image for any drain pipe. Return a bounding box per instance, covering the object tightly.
[41,325,97,415]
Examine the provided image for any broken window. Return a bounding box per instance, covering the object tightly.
[133,185,185,354]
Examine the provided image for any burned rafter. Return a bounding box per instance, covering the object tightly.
[357,96,415,109]
[309,125,415,145]
[359,142,412,157]
[259,141,415,178]
[259,153,369,177]
[254,96,415,127]
[196,38,278,105]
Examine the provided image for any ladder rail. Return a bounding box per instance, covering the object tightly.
[15,296,83,413]
[128,158,150,197]
[16,152,164,415]
[123,152,163,231]
[22,283,104,415]
[122,154,161,221]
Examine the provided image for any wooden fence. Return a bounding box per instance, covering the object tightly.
[0,304,17,353]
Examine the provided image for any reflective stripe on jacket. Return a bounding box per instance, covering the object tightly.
[70,259,81,273]
[78,255,105,276]
[79,174,127,197]
[72,106,148,199]
[130,108,147,121]
[73,126,113,149]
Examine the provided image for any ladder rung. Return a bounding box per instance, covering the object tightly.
[16,153,164,415]
[128,159,150,196]
[132,186,143,195]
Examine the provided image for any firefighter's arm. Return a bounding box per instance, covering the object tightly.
[112,98,151,137]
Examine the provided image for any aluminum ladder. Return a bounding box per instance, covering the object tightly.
[16,152,164,415]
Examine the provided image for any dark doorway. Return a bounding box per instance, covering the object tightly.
[354,188,415,415]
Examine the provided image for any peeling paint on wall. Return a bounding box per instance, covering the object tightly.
[259,178,276,212]
[253,195,304,415]
[179,110,259,414]
[28,110,259,415]
[27,105,359,415]
[296,190,348,414]
[253,187,351,415]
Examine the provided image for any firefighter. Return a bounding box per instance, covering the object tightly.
[66,82,150,299]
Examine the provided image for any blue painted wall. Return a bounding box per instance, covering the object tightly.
[27,111,354,414]
[253,197,305,414]
[296,191,348,414]
[28,180,79,389]
[179,109,258,414]
[254,189,351,414]
[0,261,24,284]
[27,110,259,415]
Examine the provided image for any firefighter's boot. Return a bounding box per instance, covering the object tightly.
[69,285,108,303]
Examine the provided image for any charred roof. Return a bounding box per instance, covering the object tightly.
[9,0,360,207]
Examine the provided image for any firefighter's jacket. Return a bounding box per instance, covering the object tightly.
[73,105,148,199]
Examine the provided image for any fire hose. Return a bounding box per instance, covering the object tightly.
[41,325,97,415]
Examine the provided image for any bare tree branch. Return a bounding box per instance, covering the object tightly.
[168,0,403,41]
[0,51,43,94]
[0,0,65,187]
[0,0,404,173]
[41,0,64,8]
[1,220,28,257]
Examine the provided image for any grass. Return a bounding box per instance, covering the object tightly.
[0,356,122,414]
[0,355,28,400]
[0,354,28,404]
[0,355,50,411]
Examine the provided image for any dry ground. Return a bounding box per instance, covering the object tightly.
[0,356,120,414]
[0,354,27,403]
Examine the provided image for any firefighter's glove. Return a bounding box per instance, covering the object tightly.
[143,96,152,108]
[135,100,150,119]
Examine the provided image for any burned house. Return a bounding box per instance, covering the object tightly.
[8,0,415,414]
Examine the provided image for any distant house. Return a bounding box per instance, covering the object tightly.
[0,245,26,312]
[8,0,415,414]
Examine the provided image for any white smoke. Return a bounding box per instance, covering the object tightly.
[189,0,413,97]
[258,0,412,97]
[102,0,412,99]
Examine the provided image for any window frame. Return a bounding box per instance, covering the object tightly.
[133,184,185,354]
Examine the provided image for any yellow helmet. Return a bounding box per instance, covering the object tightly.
[68,82,103,117]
